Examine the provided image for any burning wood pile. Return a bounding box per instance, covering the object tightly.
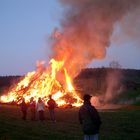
[0,59,82,107]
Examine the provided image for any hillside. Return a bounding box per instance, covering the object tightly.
[0,68,140,105]
[74,68,140,105]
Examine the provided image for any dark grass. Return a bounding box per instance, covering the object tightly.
[120,89,140,99]
[114,89,140,104]
[0,105,140,140]
[133,101,140,106]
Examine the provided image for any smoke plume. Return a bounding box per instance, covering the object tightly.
[104,69,122,103]
[51,0,140,77]
[112,8,140,46]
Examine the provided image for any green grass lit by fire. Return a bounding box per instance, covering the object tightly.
[0,105,140,140]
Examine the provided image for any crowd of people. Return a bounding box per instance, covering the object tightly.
[20,95,56,122]
[20,94,101,140]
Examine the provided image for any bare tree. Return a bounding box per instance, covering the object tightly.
[109,61,121,69]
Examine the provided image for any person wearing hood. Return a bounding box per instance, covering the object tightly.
[79,94,102,140]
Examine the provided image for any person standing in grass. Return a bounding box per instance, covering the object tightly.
[20,98,28,120]
[29,97,36,121]
[79,94,102,140]
[36,97,45,121]
[47,95,57,122]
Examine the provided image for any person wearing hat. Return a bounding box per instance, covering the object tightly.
[79,94,102,140]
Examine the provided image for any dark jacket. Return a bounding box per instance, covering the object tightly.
[79,101,102,135]
[20,101,28,112]
[47,99,56,110]
[30,101,36,111]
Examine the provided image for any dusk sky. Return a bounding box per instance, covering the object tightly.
[0,0,140,75]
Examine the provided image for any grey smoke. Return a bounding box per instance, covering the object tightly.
[104,69,122,103]
[51,0,140,77]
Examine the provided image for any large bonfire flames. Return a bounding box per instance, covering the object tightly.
[1,0,140,107]
[0,59,82,107]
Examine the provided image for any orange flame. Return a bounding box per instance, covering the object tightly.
[0,59,82,107]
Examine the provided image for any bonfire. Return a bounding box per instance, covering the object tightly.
[0,59,82,107]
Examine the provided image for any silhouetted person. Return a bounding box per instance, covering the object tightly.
[29,97,36,121]
[79,94,102,140]
[36,97,45,121]
[47,95,56,122]
[20,98,28,120]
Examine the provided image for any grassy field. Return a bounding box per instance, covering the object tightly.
[0,105,140,140]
